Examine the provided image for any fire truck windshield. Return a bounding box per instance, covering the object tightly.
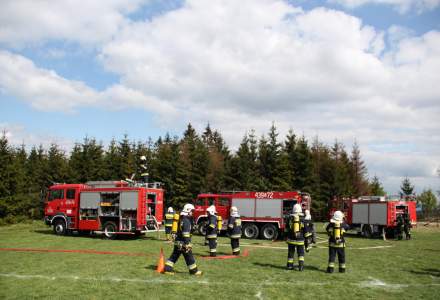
[48,189,64,201]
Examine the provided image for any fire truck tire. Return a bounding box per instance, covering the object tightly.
[103,221,117,240]
[260,223,279,240]
[53,219,67,235]
[242,223,259,239]
[198,220,207,236]
[362,224,372,238]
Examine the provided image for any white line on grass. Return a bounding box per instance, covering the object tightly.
[2,273,439,288]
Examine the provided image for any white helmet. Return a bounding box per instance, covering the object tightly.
[206,205,217,215]
[167,207,174,213]
[140,155,146,161]
[230,206,239,216]
[181,203,195,215]
[332,210,344,222]
[293,203,302,214]
[304,209,311,220]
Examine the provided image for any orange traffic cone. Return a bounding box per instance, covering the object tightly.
[156,248,165,273]
[242,249,249,257]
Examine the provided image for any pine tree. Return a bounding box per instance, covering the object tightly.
[350,141,369,197]
[0,133,13,198]
[370,175,386,196]
[330,141,352,197]
[103,139,120,180]
[118,135,136,180]
[400,176,415,197]
[47,143,69,184]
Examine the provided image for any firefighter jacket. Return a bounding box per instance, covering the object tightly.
[227,216,242,239]
[165,213,174,227]
[206,214,218,239]
[176,215,193,246]
[304,219,314,238]
[285,214,305,244]
[326,221,349,248]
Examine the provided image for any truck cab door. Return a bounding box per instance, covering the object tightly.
[47,188,65,214]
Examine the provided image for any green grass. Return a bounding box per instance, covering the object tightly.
[0,222,439,299]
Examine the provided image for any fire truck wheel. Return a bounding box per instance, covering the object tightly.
[362,224,372,238]
[260,224,279,240]
[197,220,207,236]
[53,219,67,235]
[242,223,259,239]
[103,221,117,240]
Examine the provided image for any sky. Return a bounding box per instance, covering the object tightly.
[0,0,439,195]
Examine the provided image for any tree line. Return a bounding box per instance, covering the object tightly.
[0,123,412,224]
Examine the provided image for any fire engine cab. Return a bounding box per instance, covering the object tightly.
[44,181,164,239]
[329,195,417,238]
[193,191,311,240]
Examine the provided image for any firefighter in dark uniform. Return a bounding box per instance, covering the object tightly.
[396,214,404,240]
[228,206,242,255]
[206,205,218,257]
[326,210,349,273]
[403,212,412,240]
[304,209,316,252]
[164,207,174,241]
[164,204,202,276]
[285,204,306,271]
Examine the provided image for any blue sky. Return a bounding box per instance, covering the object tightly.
[1,0,439,195]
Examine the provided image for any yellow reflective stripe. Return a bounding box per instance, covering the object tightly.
[209,249,217,252]
[304,233,312,237]
[232,248,240,252]
[166,261,174,267]
[165,214,174,219]
[188,263,197,270]
[339,263,346,268]
[299,256,304,261]
[287,240,304,245]
[228,224,233,228]
[165,224,172,227]
[207,235,217,238]
[288,258,294,263]
[328,262,335,267]
[182,233,191,237]
[230,234,241,239]
[329,242,345,248]
[209,224,215,228]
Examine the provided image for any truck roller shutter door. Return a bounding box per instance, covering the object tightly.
[80,192,100,209]
[120,191,139,210]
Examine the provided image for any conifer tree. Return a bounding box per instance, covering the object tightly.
[370,175,386,196]
[400,176,415,197]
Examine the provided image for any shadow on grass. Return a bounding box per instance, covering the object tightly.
[409,268,440,277]
[253,262,324,272]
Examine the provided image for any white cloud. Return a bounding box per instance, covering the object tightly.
[0,0,439,192]
[329,0,440,14]
[0,0,146,47]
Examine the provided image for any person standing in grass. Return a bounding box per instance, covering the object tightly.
[228,206,242,255]
[396,214,404,240]
[285,204,306,271]
[164,203,202,276]
[326,210,349,273]
[206,205,219,257]
[164,207,174,241]
[303,210,316,252]
[403,212,412,240]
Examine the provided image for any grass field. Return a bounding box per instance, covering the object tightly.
[0,222,439,299]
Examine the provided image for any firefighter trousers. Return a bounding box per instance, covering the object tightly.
[165,226,172,239]
[164,245,199,274]
[207,238,217,256]
[287,244,304,268]
[328,246,345,270]
[230,238,240,255]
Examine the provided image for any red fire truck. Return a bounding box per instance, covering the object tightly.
[44,181,164,239]
[193,191,311,240]
[329,195,417,238]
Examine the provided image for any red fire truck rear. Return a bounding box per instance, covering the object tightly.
[329,195,417,238]
[193,191,311,240]
[44,181,164,239]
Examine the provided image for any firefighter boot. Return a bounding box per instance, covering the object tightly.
[210,252,216,257]
[298,261,304,272]
[286,263,294,270]
[327,267,334,273]
[191,270,203,276]
[232,250,240,256]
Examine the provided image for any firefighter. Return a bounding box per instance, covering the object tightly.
[228,206,242,255]
[303,210,316,253]
[164,203,202,276]
[206,205,218,257]
[285,204,306,271]
[403,212,412,240]
[395,214,404,240]
[326,210,349,273]
[164,207,174,241]
[140,155,149,183]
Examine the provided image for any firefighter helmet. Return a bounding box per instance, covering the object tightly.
[332,210,344,222]
[304,209,311,220]
[292,203,302,214]
[167,207,174,213]
[207,205,217,215]
[230,206,239,216]
[181,203,195,215]
[140,155,146,161]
